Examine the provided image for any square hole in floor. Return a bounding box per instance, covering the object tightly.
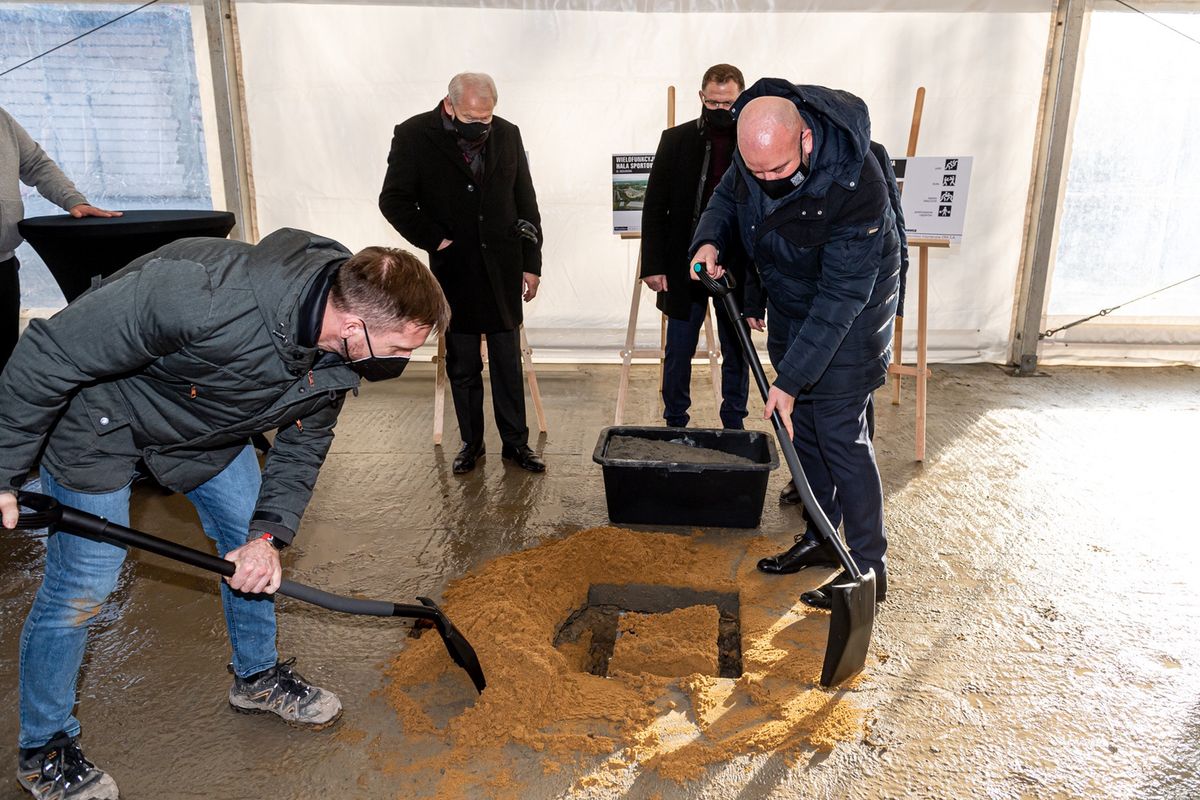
[554,584,741,679]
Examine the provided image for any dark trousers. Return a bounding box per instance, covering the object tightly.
[662,297,749,429]
[445,328,528,449]
[792,391,887,577]
[0,257,19,376]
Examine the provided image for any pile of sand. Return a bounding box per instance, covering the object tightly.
[382,526,868,796]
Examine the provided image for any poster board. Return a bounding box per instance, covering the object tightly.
[893,156,973,242]
[612,153,654,234]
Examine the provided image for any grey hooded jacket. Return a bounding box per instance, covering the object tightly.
[1,106,88,261]
[0,228,361,544]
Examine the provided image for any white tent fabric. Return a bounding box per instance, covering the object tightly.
[230,0,1054,362]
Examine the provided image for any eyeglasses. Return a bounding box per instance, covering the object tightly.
[701,97,735,110]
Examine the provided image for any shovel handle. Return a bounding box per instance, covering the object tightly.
[693,266,863,581]
[14,491,443,623]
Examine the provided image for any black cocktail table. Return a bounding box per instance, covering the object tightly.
[18,209,236,301]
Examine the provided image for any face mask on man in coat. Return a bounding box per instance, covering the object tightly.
[442,84,495,143]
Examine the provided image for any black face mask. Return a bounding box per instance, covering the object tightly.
[703,107,735,131]
[342,321,410,382]
[755,159,808,200]
[453,118,490,142]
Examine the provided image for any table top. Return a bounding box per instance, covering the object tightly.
[19,209,235,237]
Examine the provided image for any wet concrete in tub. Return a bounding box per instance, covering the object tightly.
[0,363,1198,798]
[604,435,757,465]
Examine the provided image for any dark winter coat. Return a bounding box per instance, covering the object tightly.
[691,79,902,400]
[640,117,763,321]
[379,106,542,334]
[0,229,361,543]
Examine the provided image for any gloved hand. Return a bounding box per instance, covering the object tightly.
[514,219,539,243]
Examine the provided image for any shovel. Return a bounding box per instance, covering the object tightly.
[694,264,876,687]
[14,490,486,693]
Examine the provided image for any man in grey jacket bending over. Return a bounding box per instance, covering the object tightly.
[0,229,449,800]
[0,105,120,373]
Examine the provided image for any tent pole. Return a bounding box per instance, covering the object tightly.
[203,0,257,242]
[1010,0,1092,374]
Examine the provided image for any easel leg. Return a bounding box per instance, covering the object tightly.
[702,302,721,422]
[433,334,447,445]
[915,247,929,462]
[891,315,905,405]
[615,254,643,426]
[520,325,547,434]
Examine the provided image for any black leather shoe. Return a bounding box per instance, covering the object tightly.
[757,536,839,574]
[452,441,485,474]
[501,444,546,473]
[779,481,801,505]
[800,568,887,609]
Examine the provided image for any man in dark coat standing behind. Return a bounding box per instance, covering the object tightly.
[380,72,546,474]
[640,64,764,430]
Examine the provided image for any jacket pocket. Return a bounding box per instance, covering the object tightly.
[773,219,830,249]
[78,385,133,437]
[0,195,26,253]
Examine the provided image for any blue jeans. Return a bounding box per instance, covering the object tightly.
[791,393,887,577]
[18,445,277,749]
[662,298,749,429]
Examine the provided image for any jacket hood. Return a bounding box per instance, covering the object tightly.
[732,78,872,195]
[245,228,352,368]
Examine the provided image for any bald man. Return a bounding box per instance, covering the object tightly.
[691,79,902,609]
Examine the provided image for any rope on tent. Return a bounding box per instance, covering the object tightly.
[0,0,160,79]
[1107,0,1200,50]
[1040,271,1200,339]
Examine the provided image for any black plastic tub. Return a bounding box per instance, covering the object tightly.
[592,426,779,529]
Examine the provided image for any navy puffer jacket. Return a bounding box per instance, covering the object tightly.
[692,79,901,400]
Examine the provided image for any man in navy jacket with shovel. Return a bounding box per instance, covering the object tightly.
[691,79,901,607]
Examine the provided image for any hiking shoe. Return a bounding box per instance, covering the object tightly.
[228,658,342,730]
[17,731,119,800]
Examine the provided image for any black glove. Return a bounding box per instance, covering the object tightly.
[514,219,539,243]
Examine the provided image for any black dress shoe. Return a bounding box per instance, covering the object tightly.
[452,441,485,474]
[800,568,888,609]
[779,481,801,505]
[501,444,546,473]
[757,536,839,574]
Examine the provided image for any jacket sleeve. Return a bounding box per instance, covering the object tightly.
[638,129,674,279]
[512,126,543,276]
[689,165,740,264]
[872,143,910,317]
[248,392,347,544]
[11,112,88,211]
[378,124,449,252]
[773,186,891,397]
[0,260,215,494]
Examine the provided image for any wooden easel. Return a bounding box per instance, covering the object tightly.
[613,85,722,426]
[887,87,950,462]
[432,325,548,445]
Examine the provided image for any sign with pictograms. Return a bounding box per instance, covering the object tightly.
[891,156,973,242]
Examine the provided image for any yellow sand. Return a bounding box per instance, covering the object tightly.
[383,526,867,797]
[609,605,720,678]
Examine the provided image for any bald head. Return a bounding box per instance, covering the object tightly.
[738,96,811,179]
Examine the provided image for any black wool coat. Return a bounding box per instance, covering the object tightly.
[379,106,542,334]
[640,117,762,321]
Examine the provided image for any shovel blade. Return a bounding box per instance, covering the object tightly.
[819,569,877,688]
[417,597,487,693]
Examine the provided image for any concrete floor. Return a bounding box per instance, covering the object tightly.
[1,362,1198,799]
